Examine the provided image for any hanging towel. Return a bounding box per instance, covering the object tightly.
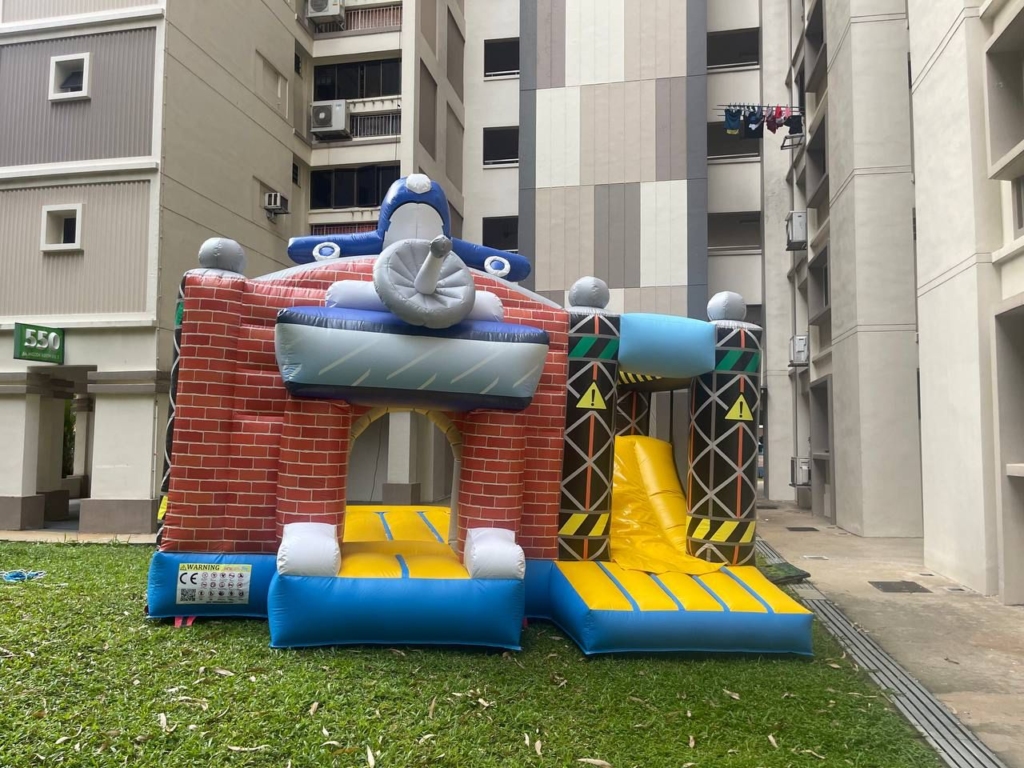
[725,108,742,135]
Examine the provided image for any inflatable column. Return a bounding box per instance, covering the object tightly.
[615,387,651,437]
[559,279,620,561]
[686,292,762,565]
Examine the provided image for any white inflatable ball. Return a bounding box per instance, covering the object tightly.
[198,237,246,273]
[568,276,610,309]
[707,291,747,322]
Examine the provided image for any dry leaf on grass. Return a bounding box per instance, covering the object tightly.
[321,741,342,747]
[524,733,530,746]
[418,734,435,745]
[802,749,826,760]
[54,737,70,745]
[366,745,376,767]
[428,697,436,719]
[322,727,330,738]
[769,734,779,749]
[535,740,542,756]
[213,668,234,677]
[828,663,842,669]
[688,735,696,748]
[227,745,269,752]
[723,689,740,700]
[309,701,319,716]
[577,760,612,767]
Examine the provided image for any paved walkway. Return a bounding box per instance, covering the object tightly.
[0,529,156,545]
[759,506,1024,768]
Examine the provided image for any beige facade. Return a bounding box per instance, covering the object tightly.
[764,0,923,537]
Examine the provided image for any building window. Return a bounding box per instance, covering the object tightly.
[310,164,400,209]
[314,59,401,101]
[40,204,83,252]
[482,216,518,252]
[483,127,518,166]
[292,162,300,186]
[707,29,759,70]
[484,39,519,77]
[294,52,302,75]
[1013,177,1024,240]
[49,53,91,102]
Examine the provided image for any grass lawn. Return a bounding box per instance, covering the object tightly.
[0,542,940,768]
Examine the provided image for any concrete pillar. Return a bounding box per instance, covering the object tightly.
[36,396,70,521]
[0,385,44,530]
[908,1,1001,591]
[79,372,169,534]
[383,410,421,504]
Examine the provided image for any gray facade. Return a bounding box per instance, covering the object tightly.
[0,28,155,167]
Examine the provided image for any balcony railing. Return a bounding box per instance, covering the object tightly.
[350,111,401,138]
[310,222,378,236]
[315,4,402,35]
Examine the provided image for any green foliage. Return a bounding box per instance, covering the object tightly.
[0,542,942,768]
[62,400,76,479]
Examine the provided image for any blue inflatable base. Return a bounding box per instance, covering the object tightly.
[147,551,277,619]
[524,561,813,656]
[267,573,526,650]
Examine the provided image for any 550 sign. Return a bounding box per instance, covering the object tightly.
[13,323,65,365]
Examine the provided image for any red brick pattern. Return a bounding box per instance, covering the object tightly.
[161,260,568,560]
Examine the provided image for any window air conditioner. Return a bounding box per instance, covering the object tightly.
[789,334,809,367]
[791,457,811,487]
[264,192,289,214]
[786,210,807,251]
[307,0,344,21]
[310,100,351,138]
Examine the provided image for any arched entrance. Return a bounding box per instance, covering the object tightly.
[348,407,463,547]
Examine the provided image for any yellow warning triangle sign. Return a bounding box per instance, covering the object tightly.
[576,382,607,410]
[725,394,754,422]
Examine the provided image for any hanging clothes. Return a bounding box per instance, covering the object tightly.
[742,107,764,140]
[725,107,742,136]
[784,113,804,136]
[766,105,784,134]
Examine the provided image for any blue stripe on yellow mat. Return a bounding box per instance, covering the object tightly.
[693,575,730,612]
[597,562,640,612]
[650,574,685,611]
[396,554,409,579]
[723,568,774,613]
[417,511,444,543]
[376,512,394,541]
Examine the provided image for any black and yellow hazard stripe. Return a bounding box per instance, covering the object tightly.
[619,371,660,385]
[686,516,756,545]
[558,511,610,538]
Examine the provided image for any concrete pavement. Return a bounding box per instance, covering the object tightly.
[759,506,1024,768]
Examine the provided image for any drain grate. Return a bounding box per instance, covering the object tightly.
[870,581,932,594]
[754,537,786,566]
[786,526,820,532]
[802,596,1009,768]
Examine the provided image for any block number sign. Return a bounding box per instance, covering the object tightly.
[13,322,65,365]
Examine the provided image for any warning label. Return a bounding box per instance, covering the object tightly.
[176,564,252,606]
[576,382,607,411]
[725,395,754,422]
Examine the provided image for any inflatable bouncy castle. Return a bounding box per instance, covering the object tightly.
[147,174,811,655]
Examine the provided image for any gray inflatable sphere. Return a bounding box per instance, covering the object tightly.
[707,291,747,322]
[198,237,246,273]
[568,276,610,309]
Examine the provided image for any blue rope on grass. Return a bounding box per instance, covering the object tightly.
[2,570,46,583]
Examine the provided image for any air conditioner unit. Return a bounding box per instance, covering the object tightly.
[310,100,350,138]
[264,192,289,214]
[789,334,809,366]
[307,0,344,21]
[791,457,811,487]
[786,210,807,251]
